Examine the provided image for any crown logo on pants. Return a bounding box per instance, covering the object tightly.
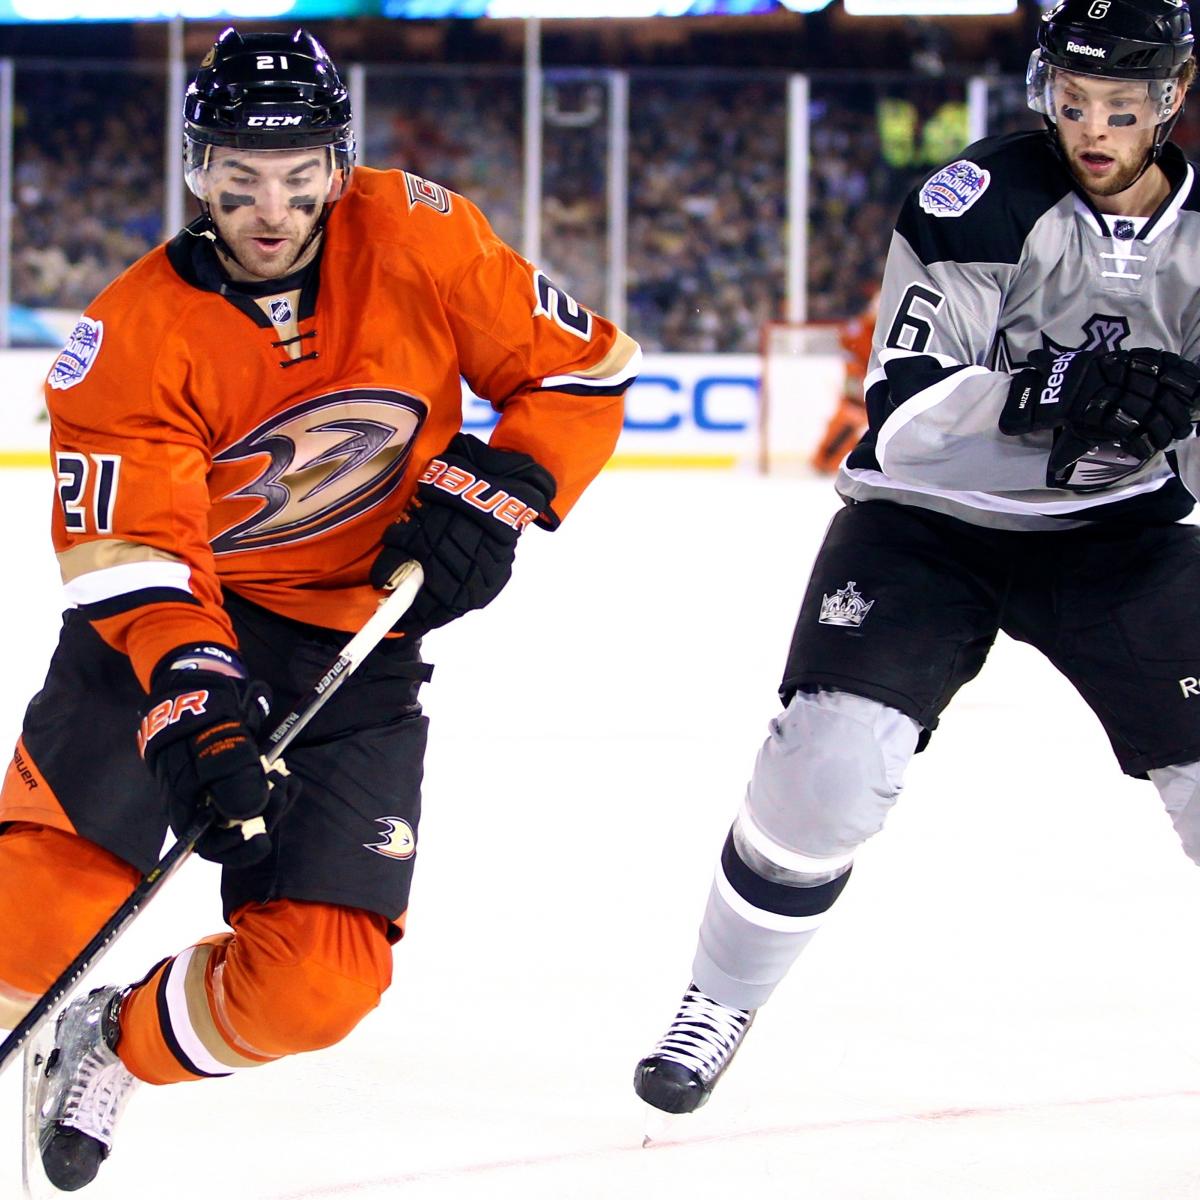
[818,581,875,628]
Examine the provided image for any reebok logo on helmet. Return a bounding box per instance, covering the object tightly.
[1067,40,1108,57]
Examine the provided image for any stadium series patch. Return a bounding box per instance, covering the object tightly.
[918,160,991,220]
[47,317,104,392]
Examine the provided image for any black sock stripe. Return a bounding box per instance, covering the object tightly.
[720,830,852,918]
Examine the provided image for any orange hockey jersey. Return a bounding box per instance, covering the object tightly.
[45,167,641,688]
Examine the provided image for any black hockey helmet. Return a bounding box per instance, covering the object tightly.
[184,27,353,151]
[1029,0,1195,140]
[183,27,355,214]
[1037,0,1193,81]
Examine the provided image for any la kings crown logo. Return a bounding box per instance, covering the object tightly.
[819,581,875,628]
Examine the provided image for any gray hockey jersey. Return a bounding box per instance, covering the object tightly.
[838,130,1200,530]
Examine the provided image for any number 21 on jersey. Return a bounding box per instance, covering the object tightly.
[56,452,120,534]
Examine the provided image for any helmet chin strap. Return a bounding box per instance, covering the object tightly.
[1110,107,1182,194]
[194,205,237,266]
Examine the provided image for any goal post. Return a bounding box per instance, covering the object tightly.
[758,320,849,475]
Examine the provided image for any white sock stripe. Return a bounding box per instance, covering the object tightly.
[62,559,191,606]
[736,798,855,876]
[714,865,828,933]
[163,947,235,1078]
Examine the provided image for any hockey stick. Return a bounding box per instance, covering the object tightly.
[0,559,423,1079]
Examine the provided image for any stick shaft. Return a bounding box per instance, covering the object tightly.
[264,560,424,759]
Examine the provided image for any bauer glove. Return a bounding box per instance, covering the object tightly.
[138,644,299,868]
[370,432,556,635]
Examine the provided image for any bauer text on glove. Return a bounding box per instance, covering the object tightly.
[138,644,299,868]
[370,432,556,634]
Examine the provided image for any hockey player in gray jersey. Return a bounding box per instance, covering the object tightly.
[635,0,1200,1117]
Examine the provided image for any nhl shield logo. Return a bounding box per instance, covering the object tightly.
[919,160,991,220]
[268,297,293,324]
[819,581,875,628]
[47,317,103,391]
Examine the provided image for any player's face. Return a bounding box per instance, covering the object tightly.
[202,147,337,279]
[1051,72,1168,199]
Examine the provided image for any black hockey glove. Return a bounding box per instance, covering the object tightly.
[1001,348,1200,490]
[138,645,299,868]
[370,432,556,635]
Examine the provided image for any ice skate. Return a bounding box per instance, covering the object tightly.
[634,982,754,1116]
[29,987,138,1192]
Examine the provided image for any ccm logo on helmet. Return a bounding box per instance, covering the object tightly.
[1066,41,1108,58]
[419,459,540,532]
[246,114,304,127]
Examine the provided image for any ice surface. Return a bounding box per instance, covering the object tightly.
[3,467,1200,1199]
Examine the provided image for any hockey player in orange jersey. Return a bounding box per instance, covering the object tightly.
[0,27,640,1192]
[809,289,878,474]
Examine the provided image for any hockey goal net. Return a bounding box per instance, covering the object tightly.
[758,321,849,475]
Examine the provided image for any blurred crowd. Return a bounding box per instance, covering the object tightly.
[627,77,786,353]
[368,69,786,352]
[363,69,525,249]
[18,63,1200,352]
[14,68,165,315]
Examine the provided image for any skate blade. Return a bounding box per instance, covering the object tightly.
[640,1104,685,1147]
[21,1025,57,1200]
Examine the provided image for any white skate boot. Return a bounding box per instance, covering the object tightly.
[634,982,755,1115]
[28,986,138,1192]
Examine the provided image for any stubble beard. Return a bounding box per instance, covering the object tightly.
[212,212,322,281]
[1068,153,1146,198]
[1060,128,1155,200]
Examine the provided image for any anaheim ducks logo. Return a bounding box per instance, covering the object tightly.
[364,817,416,860]
[211,389,426,554]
